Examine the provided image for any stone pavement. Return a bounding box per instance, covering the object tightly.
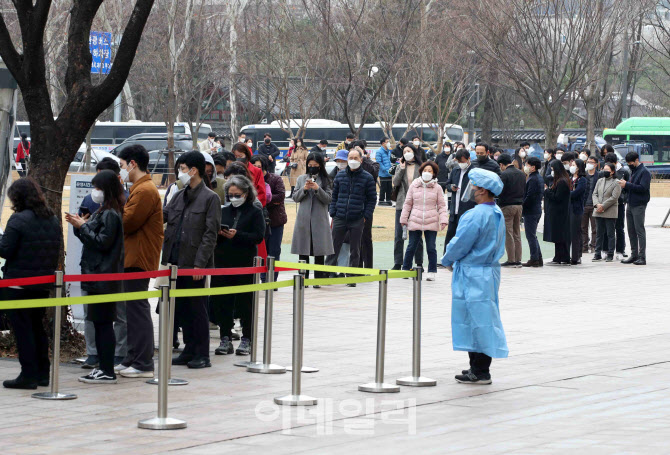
[2,199,670,454]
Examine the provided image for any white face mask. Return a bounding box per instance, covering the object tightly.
[348,160,361,170]
[229,196,245,207]
[217,173,225,179]
[586,163,595,171]
[544,152,550,160]
[413,141,420,146]
[91,189,105,204]
[178,170,191,186]
[563,163,570,171]
[458,162,469,170]
[569,165,577,175]
[551,170,555,177]
[524,165,531,175]
[421,172,433,182]
[579,153,588,161]
[556,153,564,160]
[337,162,347,170]
[404,152,414,161]
[119,164,134,183]
[519,151,526,158]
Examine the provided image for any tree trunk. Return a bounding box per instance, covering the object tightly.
[585,99,597,153]
[480,84,494,144]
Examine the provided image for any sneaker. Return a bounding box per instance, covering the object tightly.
[454,371,492,385]
[236,338,251,356]
[592,253,603,262]
[119,367,154,378]
[81,355,99,369]
[391,264,402,271]
[546,260,562,266]
[500,261,516,267]
[615,253,623,261]
[231,329,241,341]
[346,283,357,287]
[513,262,523,268]
[114,363,130,373]
[78,369,117,384]
[215,337,234,355]
[426,272,436,281]
[606,254,614,262]
[313,285,321,289]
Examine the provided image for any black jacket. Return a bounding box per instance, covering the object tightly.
[543,179,571,243]
[447,166,475,221]
[570,176,587,215]
[362,156,380,181]
[256,143,281,172]
[584,172,600,207]
[329,167,377,221]
[215,201,265,265]
[625,163,651,207]
[472,157,502,175]
[435,152,451,190]
[523,171,544,216]
[75,209,124,294]
[309,145,328,160]
[498,166,526,207]
[0,210,61,287]
[391,145,404,162]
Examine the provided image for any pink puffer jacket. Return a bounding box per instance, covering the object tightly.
[400,178,448,232]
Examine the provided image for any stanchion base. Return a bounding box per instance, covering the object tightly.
[31,392,77,400]
[138,417,187,430]
[246,363,286,374]
[274,394,318,406]
[146,378,189,386]
[396,376,437,387]
[234,360,263,368]
[358,382,400,393]
[286,366,319,373]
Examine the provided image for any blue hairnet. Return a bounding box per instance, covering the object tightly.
[335,149,349,161]
[467,168,504,196]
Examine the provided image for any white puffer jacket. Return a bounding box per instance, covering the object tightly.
[400,178,448,232]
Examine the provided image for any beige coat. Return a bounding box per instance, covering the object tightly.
[592,177,622,219]
[289,146,308,186]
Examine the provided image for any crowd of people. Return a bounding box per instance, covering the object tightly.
[0,129,653,389]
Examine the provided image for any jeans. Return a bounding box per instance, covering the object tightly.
[360,215,373,269]
[523,213,541,261]
[595,217,616,255]
[626,204,647,259]
[327,217,365,269]
[395,211,423,266]
[501,205,522,263]
[264,225,284,281]
[469,352,492,377]
[581,206,596,251]
[403,230,437,272]
[84,297,127,357]
[379,178,392,203]
[121,268,154,371]
[175,276,210,358]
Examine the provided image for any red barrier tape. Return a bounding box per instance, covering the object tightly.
[0,275,56,288]
[64,270,170,283]
[275,267,299,272]
[177,266,266,277]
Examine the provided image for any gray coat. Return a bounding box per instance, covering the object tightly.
[592,177,622,219]
[392,162,421,211]
[291,174,334,256]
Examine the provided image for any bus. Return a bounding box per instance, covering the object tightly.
[239,119,464,159]
[603,117,670,163]
[13,120,212,153]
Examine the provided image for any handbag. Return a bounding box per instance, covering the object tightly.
[391,185,400,202]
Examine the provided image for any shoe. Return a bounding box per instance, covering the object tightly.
[513,262,523,268]
[231,330,241,341]
[313,285,321,289]
[623,252,629,258]
[560,261,571,266]
[172,354,194,365]
[78,369,117,384]
[500,261,516,267]
[119,367,154,378]
[437,264,446,269]
[215,337,234,355]
[521,260,540,268]
[236,338,251,356]
[187,357,212,369]
[346,283,357,287]
[570,259,582,265]
[3,374,37,389]
[81,355,99,369]
[114,363,130,373]
[391,264,402,271]
[634,258,646,265]
[329,272,338,279]
[173,339,180,350]
[538,257,544,266]
[546,260,562,266]
[209,322,218,330]
[454,371,492,385]
[426,272,436,281]
[622,256,638,264]
[37,373,49,387]
[592,253,602,262]
[615,253,624,261]
[606,254,614,262]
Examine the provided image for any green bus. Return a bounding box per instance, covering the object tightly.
[603,117,670,163]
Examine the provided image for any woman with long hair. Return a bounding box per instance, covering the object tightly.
[231,142,266,207]
[543,160,572,265]
[1,179,61,389]
[66,170,125,384]
[569,158,587,264]
[289,137,308,195]
[392,144,424,270]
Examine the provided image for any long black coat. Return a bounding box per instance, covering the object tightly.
[543,179,571,243]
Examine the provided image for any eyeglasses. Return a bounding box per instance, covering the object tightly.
[228,193,244,198]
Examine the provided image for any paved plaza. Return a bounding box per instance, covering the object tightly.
[1,200,670,454]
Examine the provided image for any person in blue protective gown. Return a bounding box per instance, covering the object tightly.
[441,168,509,384]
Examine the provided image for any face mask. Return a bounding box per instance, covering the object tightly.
[586,163,595,171]
[563,163,570,171]
[524,165,531,175]
[236,157,247,163]
[628,163,636,170]
[217,173,225,179]
[551,170,555,178]
[443,147,450,153]
[247,142,253,148]
[348,160,361,170]
[238,138,244,143]
[603,171,611,178]
[345,140,351,145]
[616,162,622,171]
[264,139,271,144]
[569,165,577,175]
[337,162,347,170]
[308,166,319,175]
[477,155,488,163]
[178,170,191,186]
[519,151,526,158]
[404,152,414,161]
[458,162,469,170]
[413,141,420,146]
[119,164,133,183]
[229,195,245,207]
[544,152,550,160]
[296,143,302,148]
[91,189,104,204]
[422,172,433,182]
[579,153,588,161]
[319,146,326,151]
[556,153,563,160]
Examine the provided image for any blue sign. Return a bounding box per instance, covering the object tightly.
[89,31,112,75]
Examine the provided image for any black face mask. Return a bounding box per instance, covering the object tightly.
[308,166,319,175]
[264,139,271,144]
[236,157,247,163]
[477,155,488,163]
[628,163,636,170]
[603,171,611,178]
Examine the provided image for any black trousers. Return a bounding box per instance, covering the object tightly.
[211,271,254,342]
[175,276,210,358]
[360,215,373,269]
[94,321,115,375]
[553,242,570,262]
[299,255,326,279]
[444,213,461,254]
[327,217,365,269]
[569,211,582,262]
[5,288,50,380]
[602,203,626,254]
[122,268,154,371]
[379,178,392,203]
[596,217,616,255]
[469,352,492,376]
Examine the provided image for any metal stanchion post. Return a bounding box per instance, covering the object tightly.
[147,265,188,386]
[287,259,318,373]
[247,257,286,374]
[359,270,400,393]
[235,256,263,367]
[275,275,317,406]
[33,271,76,400]
[139,286,187,430]
[397,267,436,387]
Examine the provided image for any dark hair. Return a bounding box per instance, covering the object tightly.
[349,139,367,153]
[550,160,572,190]
[294,137,305,148]
[238,131,246,138]
[380,137,389,145]
[497,153,513,166]
[401,144,423,165]
[250,155,268,173]
[173,156,182,178]
[96,157,120,174]
[574,158,586,177]
[601,144,615,155]
[224,161,253,180]
[443,142,453,152]
[455,149,470,161]
[20,133,29,150]
[8,178,54,219]
[117,144,149,172]
[412,136,420,141]
[419,161,438,175]
[180,150,206,177]
[603,162,617,175]
[319,139,328,146]
[213,155,226,167]
[91,169,125,214]
[526,156,541,170]
[475,143,489,153]
[625,152,639,163]
[560,152,573,163]
[305,152,330,186]
[231,143,252,162]
[208,132,216,138]
[399,137,408,146]
[604,152,618,164]
[263,132,271,139]
[545,148,556,160]
[346,133,355,140]
[519,141,530,148]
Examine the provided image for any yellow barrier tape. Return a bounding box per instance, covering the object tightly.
[387,270,417,279]
[0,290,161,311]
[304,275,387,287]
[275,261,380,275]
[170,279,294,298]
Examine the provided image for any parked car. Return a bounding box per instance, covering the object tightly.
[69,148,119,173]
[110,133,195,156]
[148,150,186,175]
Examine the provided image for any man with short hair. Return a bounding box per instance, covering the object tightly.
[116,145,164,378]
[522,157,544,267]
[256,132,280,174]
[473,143,502,175]
[620,152,650,265]
[163,151,221,369]
[582,155,600,253]
[199,132,218,155]
[497,154,525,267]
[336,133,356,151]
[391,137,409,162]
[444,149,475,252]
[237,132,246,143]
[310,140,330,161]
[376,137,393,206]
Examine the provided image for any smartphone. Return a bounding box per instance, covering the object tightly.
[221,224,230,231]
[80,207,90,216]
[309,176,316,183]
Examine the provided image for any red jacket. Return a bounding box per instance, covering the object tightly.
[247,162,267,207]
[16,142,29,161]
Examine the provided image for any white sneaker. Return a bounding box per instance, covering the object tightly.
[426,272,436,281]
[615,253,623,261]
[78,369,117,384]
[119,367,154,378]
[114,363,130,373]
